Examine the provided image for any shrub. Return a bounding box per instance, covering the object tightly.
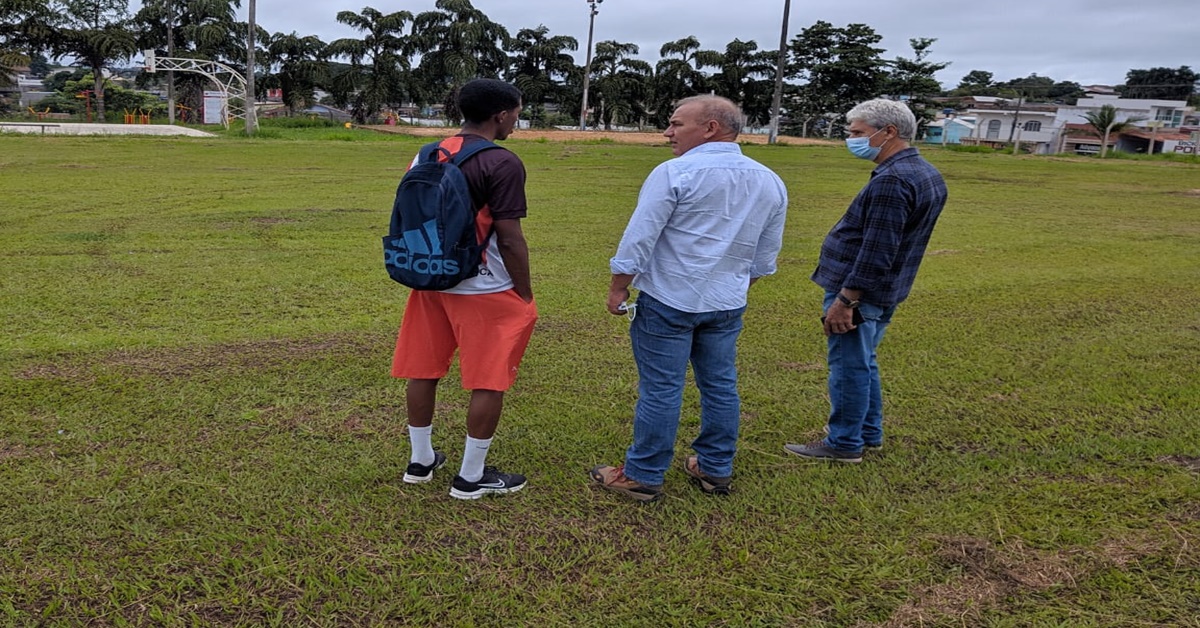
[945,144,1003,154]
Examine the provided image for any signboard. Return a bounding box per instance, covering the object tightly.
[1175,141,1196,155]
[202,90,226,125]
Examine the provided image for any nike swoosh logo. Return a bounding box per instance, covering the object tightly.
[478,482,507,488]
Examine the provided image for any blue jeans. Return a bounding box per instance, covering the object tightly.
[824,291,896,453]
[624,293,746,485]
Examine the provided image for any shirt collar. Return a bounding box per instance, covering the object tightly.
[872,146,920,175]
[680,141,743,157]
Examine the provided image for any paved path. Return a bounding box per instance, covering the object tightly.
[0,122,215,137]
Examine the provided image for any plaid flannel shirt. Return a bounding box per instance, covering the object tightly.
[811,147,948,308]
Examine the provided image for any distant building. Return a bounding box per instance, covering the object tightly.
[924,115,977,145]
[955,95,1010,109]
[953,92,1196,155]
[1081,85,1119,96]
[961,100,1061,153]
[1058,94,1192,129]
[1054,95,1194,154]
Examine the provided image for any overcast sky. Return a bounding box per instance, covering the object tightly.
[225,0,1196,89]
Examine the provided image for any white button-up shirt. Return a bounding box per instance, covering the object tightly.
[610,142,788,313]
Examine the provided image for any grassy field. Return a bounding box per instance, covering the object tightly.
[1,127,1198,626]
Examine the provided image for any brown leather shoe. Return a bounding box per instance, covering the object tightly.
[683,456,732,495]
[588,464,664,502]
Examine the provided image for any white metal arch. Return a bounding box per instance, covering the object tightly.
[142,50,248,129]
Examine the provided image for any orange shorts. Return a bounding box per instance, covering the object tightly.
[392,289,538,391]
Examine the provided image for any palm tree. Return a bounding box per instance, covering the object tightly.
[589,40,651,130]
[1082,104,1143,158]
[506,25,577,127]
[657,36,720,90]
[709,38,776,126]
[651,36,720,127]
[263,32,327,116]
[325,7,413,124]
[410,0,508,121]
[0,50,29,89]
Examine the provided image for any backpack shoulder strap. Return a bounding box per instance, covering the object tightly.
[416,140,448,164]
[448,139,503,166]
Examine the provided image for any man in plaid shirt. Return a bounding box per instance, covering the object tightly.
[785,99,948,463]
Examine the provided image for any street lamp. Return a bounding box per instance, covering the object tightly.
[579,0,602,131]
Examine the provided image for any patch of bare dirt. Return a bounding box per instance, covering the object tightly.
[0,443,51,462]
[877,534,1169,627]
[1160,455,1200,473]
[15,333,385,382]
[361,124,835,147]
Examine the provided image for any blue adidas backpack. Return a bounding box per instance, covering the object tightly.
[383,138,502,290]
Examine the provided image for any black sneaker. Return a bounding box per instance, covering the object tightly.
[402,451,447,484]
[450,466,527,500]
[783,440,863,463]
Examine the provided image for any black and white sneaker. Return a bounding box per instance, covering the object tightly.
[403,451,447,484]
[449,466,526,500]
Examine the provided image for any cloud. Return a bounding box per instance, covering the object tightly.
[206,0,1197,88]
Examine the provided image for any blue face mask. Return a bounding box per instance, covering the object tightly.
[846,128,885,160]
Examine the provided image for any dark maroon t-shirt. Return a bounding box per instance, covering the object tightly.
[455,133,527,222]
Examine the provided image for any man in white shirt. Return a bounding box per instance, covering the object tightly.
[589,95,788,501]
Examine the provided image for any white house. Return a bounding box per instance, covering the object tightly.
[1053,95,1195,155]
[1055,94,1192,129]
[962,103,1061,154]
[957,94,1196,155]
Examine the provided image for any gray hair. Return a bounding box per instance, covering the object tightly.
[846,99,916,140]
[676,94,744,137]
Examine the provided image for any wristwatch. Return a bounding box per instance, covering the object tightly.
[836,292,860,308]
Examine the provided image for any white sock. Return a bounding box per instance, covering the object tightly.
[408,425,434,466]
[458,436,493,482]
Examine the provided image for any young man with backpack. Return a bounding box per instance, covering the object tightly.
[389,79,536,499]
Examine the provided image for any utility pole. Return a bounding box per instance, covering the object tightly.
[578,0,602,131]
[167,1,175,124]
[1007,90,1023,143]
[244,0,258,135]
[767,0,792,144]
[1146,120,1162,154]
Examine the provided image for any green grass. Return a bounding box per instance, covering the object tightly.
[1,131,1198,626]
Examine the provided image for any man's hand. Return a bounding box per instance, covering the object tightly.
[823,301,858,336]
[607,274,634,315]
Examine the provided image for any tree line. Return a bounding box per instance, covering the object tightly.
[2,0,1197,134]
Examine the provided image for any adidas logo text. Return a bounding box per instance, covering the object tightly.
[386,219,462,276]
